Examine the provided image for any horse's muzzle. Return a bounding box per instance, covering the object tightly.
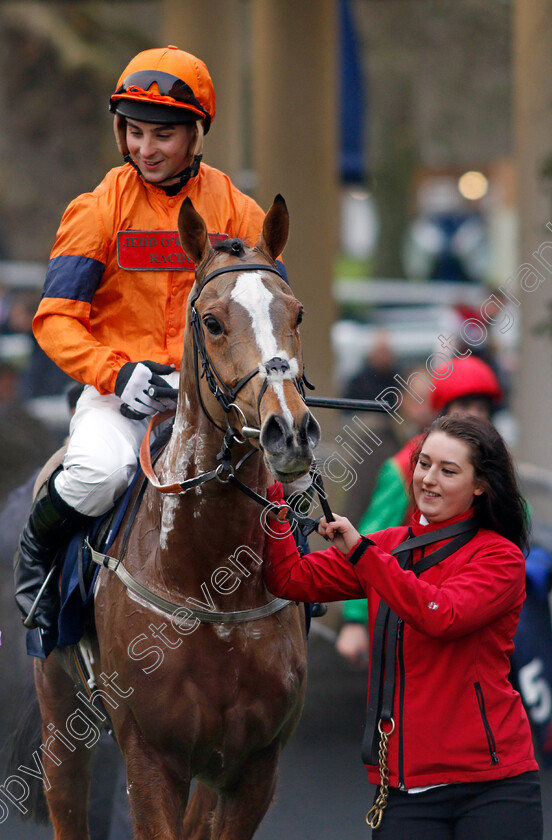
[260,410,321,480]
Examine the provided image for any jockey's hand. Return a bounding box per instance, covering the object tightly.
[145,369,179,406]
[317,513,361,555]
[115,361,177,420]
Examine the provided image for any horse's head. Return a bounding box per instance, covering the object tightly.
[178,195,321,482]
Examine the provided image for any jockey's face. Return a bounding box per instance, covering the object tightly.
[126,119,195,185]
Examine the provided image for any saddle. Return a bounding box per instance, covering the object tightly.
[26,427,171,659]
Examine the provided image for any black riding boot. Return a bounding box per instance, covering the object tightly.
[14,472,87,632]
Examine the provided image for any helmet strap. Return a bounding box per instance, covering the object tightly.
[160,155,202,195]
[123,153,202,194]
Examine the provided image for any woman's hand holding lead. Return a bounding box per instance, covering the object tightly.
[318,514,361,554]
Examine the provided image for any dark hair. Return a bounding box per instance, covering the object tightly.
[414,414,529,551]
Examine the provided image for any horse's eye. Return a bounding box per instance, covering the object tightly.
[295,308,304,327]
[203,315,223,336]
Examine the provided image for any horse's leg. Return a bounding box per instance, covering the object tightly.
[121,720,190,839]
[34,656,95,840]
[181,781,218,840]
[210,742,282,840]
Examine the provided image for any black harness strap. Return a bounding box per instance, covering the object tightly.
[70,646,115,738]
[190,261,298,434]
[189,262,283,306]
[226,467,330,541]
[360,516,478,765]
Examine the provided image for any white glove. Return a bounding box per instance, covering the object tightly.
[114,361,178,420]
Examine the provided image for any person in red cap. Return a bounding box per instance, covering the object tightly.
[337,355,503,665]
[14,46,271,638]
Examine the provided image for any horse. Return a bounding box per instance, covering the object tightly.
[15,194,321,839]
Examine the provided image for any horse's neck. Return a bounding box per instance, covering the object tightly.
[154,394,271,604]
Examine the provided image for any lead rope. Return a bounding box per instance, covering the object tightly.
[360,518,479,831]
[365,719,396,830]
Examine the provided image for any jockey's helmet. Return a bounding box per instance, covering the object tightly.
[110,46,216,158]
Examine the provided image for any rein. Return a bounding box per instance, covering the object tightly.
[91,412,296,625]
[139,410,326,537]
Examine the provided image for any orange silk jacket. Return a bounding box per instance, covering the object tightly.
[33,162,265,394]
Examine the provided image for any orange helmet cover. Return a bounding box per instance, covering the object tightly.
[110,45,216,130]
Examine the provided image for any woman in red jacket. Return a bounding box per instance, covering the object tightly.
[264,414,542,839]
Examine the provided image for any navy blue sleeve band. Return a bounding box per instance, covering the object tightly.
[348,535,375,566]
[43,255,105,303]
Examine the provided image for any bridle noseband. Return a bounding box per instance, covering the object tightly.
[190,261,307,436]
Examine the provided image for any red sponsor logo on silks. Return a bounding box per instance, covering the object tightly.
[117,230,228,270]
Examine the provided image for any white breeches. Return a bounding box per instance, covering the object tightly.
[54,386,150,516]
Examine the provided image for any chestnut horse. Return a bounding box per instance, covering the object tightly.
[28,195,320,839]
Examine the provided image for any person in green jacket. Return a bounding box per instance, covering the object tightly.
[336,354,503,664]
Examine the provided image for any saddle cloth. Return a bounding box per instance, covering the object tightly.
[26,467,145,659]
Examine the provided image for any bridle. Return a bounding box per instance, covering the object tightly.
[90,260,326,624]
[138,258,331,527]
[90,259,332,624]
[189,261,310,437]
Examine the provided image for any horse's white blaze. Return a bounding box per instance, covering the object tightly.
[231,272,277,358]
[231,272,297,426]
[271,381,293,428]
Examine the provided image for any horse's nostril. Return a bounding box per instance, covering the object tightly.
[299,412,321,449]
[260,414,292,454]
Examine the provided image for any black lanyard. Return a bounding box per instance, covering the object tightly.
[361,517,478,765]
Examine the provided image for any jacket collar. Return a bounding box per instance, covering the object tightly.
[409,508,476,537]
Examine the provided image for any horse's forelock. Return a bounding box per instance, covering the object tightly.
[213,238,247,258]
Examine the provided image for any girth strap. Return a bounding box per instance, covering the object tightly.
[87,541,292,624]
[361,516,478,766]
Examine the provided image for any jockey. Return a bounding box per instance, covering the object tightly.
[14,46,267,637]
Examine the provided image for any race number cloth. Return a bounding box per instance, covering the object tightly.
[511,542,552,765]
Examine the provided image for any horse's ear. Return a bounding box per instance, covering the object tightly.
[256,194,289,261]
[178,197,210,267]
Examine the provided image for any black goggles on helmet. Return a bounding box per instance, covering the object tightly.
[111,70,210,128]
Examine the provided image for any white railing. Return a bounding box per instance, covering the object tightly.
[333,277,489,308]
[0,260,46,289]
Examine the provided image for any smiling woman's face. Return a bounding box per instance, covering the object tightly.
[413,431,484,523]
